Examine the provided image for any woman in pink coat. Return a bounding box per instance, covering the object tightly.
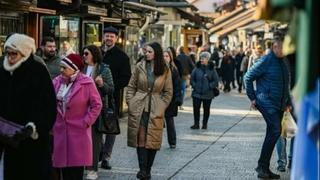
[52,54,102,180]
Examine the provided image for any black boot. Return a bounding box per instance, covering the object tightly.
[137,147,148,179]
[202,119,208,129]
[146,149,157,179]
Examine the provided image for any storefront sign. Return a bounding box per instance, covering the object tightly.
[86,5,107,16]
[57,0,72,3]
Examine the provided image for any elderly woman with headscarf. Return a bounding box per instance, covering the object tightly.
[0,33,57,180]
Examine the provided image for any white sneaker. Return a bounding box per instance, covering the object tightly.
[86,170,98,180]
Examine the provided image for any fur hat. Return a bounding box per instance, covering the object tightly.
[4,33,36,57]
[61,54,84,71]
[103,26,119,35]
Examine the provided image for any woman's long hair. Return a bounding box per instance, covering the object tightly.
[148,42,166,76]
[163,50,177,71]
[82,45,103,64]
[168,46,177,60]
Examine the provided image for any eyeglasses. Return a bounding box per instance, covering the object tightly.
[5,51,18,57]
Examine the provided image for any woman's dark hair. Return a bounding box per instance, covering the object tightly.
[82,45,103,64]
[168,46,177,60]
[148,42,166,76]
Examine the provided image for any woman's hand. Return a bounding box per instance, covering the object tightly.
[95,75,103,87]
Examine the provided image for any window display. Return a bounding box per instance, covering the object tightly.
[41,16,80,54]
[83,22,102,47]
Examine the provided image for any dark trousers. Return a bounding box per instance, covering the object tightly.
[114,89,123,117]
[223,79,231,92]
[236,71,243,92]
[165,116,176,146]
[101,134,116,161]
[60,167,83,180]
[257,105,283,170]
[192,97,212,126]
[87,126,102,171]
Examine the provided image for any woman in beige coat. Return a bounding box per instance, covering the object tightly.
[126,42,172,180]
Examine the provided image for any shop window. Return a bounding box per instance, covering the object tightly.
[0,14,24,56]
[41,16,80,54]
[83,22,102,47]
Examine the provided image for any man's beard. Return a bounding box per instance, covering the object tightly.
[44,51,56,59]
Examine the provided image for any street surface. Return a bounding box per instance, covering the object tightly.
[98,89,291,180]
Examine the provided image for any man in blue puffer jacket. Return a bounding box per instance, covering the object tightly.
[244,39,291,179]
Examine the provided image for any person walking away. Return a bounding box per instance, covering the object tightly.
[244,39,291,179]
[163,50,182,149]
[41,36,61,79]
[220,51,234,92]
[126,42,173,179]
[101,26,131,170]
[82,45,114,180]
[52,54,102,180]
[190,52,219,129]
[176,46,194,110]
[0,33,57,180]
[235,48,245,93]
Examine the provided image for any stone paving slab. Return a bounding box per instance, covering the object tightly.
[97,90,290,180]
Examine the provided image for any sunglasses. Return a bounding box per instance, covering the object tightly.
[83,52,90,56]
[5,51,18,57]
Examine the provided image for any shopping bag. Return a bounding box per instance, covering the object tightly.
[281,111,298,138]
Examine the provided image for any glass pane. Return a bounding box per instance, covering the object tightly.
[84,23,102,47]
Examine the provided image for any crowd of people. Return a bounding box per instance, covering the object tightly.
[0,26,295,180]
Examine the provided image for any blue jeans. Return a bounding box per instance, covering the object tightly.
[257,105,283,170]
[180,79,186,105]
[276,137,287,167]
[276,108,296,167]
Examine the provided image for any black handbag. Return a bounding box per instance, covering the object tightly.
[98,95,120,135]
[213,87,220,97]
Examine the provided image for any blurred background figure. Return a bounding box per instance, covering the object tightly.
[60,41,75,58]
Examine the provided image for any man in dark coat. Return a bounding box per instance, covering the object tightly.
[101,26,131,170]
[0,34,56,179]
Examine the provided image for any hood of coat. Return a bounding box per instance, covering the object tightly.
[196,60,214,70]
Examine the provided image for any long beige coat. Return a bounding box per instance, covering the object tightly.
[126,61,173,149]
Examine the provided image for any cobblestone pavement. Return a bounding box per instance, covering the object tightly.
[97,89,291,180]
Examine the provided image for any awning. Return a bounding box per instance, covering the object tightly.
[237,20,265,31]
[100,17,122,23]
[28,6,56,14]
[209,7,256,34]
[176,8,201,25]
[123,1,167,15]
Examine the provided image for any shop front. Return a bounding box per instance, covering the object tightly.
[0,12,25,56]
[41,16,80,53]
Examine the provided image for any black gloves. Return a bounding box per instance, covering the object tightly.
[13,126,33,141]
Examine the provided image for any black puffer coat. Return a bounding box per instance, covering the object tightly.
[165,66,182,117]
